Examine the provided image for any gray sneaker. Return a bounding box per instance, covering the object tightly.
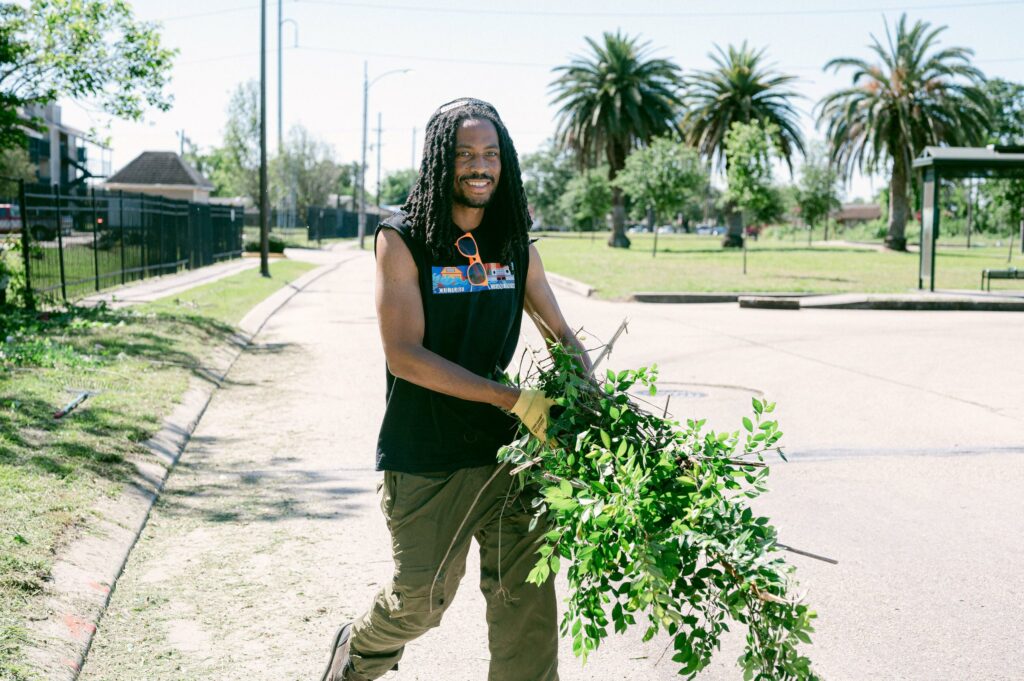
[320,623,357,681]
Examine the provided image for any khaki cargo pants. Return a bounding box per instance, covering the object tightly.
[348,463,559,681]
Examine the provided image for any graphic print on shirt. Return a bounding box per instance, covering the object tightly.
[432,262,516,294]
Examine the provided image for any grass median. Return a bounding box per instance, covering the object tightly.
[534,232,1022,299]
[0,258,316,680]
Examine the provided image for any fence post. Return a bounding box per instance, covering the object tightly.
[142,195,148,278]
[17,180,34,309]
[54,184,67,302]
[119,190,126,285]
[91,187,100,291]
[157,197,164,275]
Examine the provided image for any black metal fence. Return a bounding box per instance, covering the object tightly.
[306,205,380,240]
[4,181,243,304]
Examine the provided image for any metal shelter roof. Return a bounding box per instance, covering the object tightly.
[913,145,1024,178]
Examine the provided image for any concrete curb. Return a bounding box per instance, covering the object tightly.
[547,272,595,298]
[21,261,342,680]
[631,291,809,304]
[739,293,1024,311]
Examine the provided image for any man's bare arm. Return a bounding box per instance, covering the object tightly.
[375,229,519,410]
[523,244,593,373]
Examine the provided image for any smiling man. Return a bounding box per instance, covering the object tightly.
[319,99,591,681]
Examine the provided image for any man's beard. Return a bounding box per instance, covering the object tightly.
[453,174,496,208]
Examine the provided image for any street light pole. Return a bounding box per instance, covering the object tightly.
[358,64,411,249]
[376,112,382,211]
[259,0,269,277]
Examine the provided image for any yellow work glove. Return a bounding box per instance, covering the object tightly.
[510,389,557,444]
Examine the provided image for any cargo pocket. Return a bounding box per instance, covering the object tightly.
[380,471,400,527]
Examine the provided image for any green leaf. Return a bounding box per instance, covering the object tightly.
[742,417,753,432]
[752,397,763,414]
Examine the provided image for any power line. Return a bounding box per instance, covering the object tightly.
[178,43,1023,71]
[296,0,1024,18]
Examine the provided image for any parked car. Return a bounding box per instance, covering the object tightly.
[0,203,20,234]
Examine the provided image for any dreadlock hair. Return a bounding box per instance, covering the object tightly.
[402,98,532,263]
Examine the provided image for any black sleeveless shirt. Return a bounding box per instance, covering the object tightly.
[373,212,529,473]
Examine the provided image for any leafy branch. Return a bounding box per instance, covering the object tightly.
[498,334,820,680]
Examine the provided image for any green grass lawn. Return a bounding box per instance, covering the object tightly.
[0,258,314,680]
[534,232,1023,299]
[242,226,351,250]
[142,259,315,325]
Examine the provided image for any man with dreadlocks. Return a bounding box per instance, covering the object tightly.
[320,98,591,681]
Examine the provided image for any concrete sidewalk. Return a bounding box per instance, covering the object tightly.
[79,249,1024,680]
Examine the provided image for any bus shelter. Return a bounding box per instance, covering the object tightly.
[912,145,1024,290]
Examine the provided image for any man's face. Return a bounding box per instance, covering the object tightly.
[452,118,501,209]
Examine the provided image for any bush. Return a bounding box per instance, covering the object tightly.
[244,235,285,253]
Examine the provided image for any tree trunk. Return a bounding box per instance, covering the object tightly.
[607,186,630,248]
[886,157,909,251]
[722,208,744,248]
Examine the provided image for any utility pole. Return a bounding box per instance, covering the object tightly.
[178,129,185,156]
[411,127,417,170]
[277,6,297,229]
[358,64,412,249]
[259,0,269,277]
[359,61,369,249]
[375,112,383,210]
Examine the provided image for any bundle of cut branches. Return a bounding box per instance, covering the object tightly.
[498,329,819,680]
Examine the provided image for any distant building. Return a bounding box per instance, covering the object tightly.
[831,203,883,227]
[103,151,214,202]
[22,103,111,189]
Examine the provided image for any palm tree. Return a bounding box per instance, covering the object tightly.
[550,31,684,248]
[817,14,990,251]
[682,42,805,171]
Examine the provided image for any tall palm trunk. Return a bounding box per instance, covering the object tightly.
[609,186,630,248]
[886,153,910,251]
[607,145,630,248]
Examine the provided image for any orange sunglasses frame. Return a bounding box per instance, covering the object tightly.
[455,232,489,287]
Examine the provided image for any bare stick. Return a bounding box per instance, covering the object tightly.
[588,318,629,377]
[776,543,839,565]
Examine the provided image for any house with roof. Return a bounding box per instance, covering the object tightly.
[103,151,214,203]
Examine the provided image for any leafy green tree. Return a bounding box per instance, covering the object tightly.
[521,140,575,228]
[0,146,36,194]
[203,80,261,201]
[550,31,684,248]
[817,14,990,251]
[723,122,782,236]
[682,42,804,171]
[795,144,843,242]
[559,168,612,231]
[378,168,417,207]
[271,125,340,212]
[0,0,175,145]
[613,136,706,227]
[983,79,1024,145]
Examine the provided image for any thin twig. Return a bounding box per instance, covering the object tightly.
[776,543,839,565]
[588,318,629,377]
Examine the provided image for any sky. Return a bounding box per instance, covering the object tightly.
[59,0,1024,202]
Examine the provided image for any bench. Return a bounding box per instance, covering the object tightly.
[981,267,1024,291]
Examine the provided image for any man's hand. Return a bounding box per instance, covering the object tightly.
[510,389,556,443]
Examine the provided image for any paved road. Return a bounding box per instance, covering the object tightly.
[80,248,1024,680]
